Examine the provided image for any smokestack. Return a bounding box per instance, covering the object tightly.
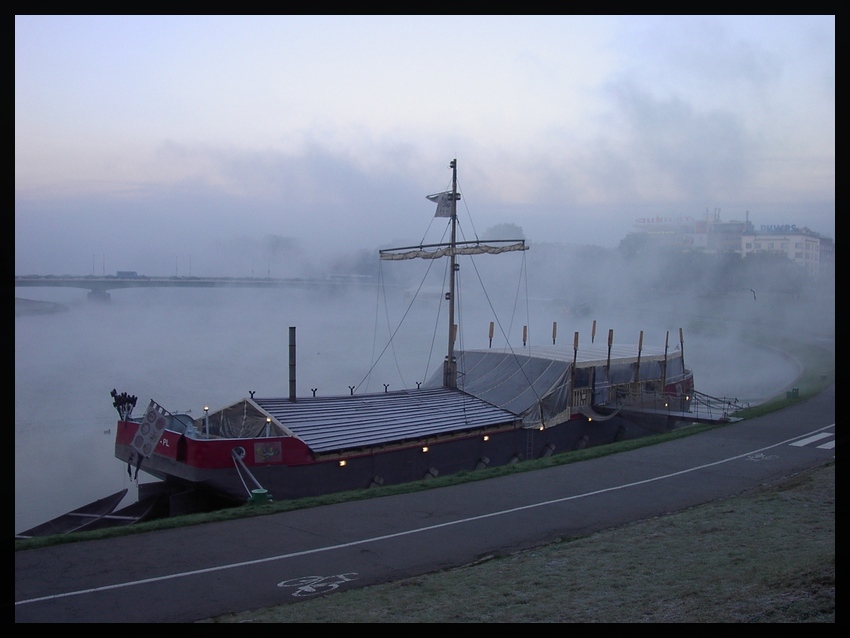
[289,326,296,402]
[636,330,643,382]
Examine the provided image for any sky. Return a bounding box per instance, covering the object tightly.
[15,15,834,277]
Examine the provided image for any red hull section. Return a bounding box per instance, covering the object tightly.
[114,372,696,504]
[116,420,315,469]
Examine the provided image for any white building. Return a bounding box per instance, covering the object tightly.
[740,225,833,277]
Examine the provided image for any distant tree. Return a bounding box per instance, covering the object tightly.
[328,249,378,279]
[736,252,807,294]
[262,234,301,255]
[617,232,651,260]
[260,234,303,277]
[707,252,744,292]
[482,223,525,240]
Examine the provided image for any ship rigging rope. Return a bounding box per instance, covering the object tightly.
[463,243,544,408]
[358,223,448,393]
[578,403,623,421]
[446,210,490,426]
[359,181,542,418]
[456,178,551,423]
[231,449,264,496]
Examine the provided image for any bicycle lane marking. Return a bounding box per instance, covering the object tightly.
[16,423,835,606]
[277,573,359,596]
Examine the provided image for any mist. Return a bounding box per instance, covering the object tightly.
[15,219,834,535]
[13,142,835,280]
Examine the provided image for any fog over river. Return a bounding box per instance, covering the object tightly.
[15,277,823,535]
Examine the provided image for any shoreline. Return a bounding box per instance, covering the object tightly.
[15,297,70,316]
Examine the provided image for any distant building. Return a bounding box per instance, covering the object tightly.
[630,210,833,278]
[631,209,755,252]
[705,211,754,253]
[632,213,707,250]
[741,225,833,278]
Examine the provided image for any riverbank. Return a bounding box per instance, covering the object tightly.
[15,297,69,316]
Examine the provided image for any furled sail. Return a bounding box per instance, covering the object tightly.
[380,239,528,261]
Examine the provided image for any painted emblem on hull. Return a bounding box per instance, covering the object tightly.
[254,441,282,462]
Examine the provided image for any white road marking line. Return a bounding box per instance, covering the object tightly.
[790,433,834,447]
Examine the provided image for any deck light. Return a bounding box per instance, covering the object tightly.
[483,435,489,442]
[422,446,429,453]
[339,460,346,467]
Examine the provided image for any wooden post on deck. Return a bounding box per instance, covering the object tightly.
[635,330,643,383]
[289,326,296,402]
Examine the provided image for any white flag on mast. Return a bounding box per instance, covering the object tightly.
[426,191,455,218]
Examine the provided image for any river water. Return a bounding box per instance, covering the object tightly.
[15,283,805,535]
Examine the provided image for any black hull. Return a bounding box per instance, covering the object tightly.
[120,412,683,505]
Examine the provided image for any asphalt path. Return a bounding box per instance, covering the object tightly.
[15,384,835,623]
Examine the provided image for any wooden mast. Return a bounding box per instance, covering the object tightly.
[444,159,459,388]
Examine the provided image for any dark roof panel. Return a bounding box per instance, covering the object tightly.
[254,387,520,453]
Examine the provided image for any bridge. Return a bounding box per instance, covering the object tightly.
[14,275,376,299]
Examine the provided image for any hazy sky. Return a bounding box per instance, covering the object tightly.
[15,15,834,277]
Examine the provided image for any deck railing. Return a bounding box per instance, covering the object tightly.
[596,384,747,422]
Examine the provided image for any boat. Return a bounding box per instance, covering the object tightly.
[16,489,128,538]
[112,159,697,509]
[77,480,175,532]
